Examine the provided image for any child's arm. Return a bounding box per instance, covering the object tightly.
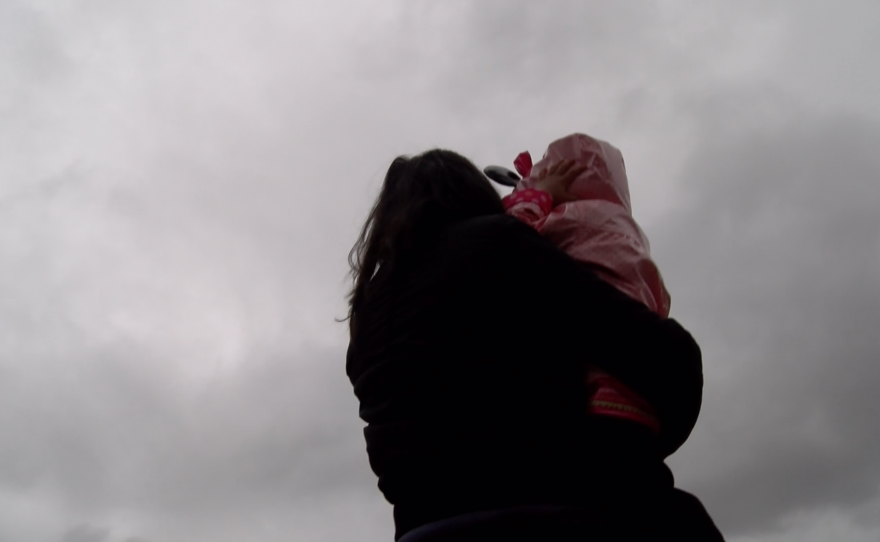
[502,188,553,228]
[502,159,586,228]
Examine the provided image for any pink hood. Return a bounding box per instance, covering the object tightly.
[521,133,632,214]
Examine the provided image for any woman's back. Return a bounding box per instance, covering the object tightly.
[347,214,705,539]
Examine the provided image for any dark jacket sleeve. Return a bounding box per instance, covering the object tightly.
[463,215,703,457]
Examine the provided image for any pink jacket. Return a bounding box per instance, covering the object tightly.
[504,133,671,318]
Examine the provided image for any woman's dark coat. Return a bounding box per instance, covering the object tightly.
[347,215,708,540]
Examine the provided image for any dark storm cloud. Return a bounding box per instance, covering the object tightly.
[62,524,110,542]
[366,0,778,112]
[0,2,390,536]
[357,0,659,136]
[1,0,878,540]
[0,1,68,92]
[0,349,365,511]
[656,113,880,536]
[0,334,380,539]
[390,1,653,89]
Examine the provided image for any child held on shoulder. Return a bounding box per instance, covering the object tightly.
[502,133,670,433]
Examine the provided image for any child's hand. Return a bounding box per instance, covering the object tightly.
[533,159,586,206]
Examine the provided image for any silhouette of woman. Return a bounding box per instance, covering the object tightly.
[346,150,724,541]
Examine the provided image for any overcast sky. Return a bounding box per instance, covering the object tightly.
[1,1,878,541]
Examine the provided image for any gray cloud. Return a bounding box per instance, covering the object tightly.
[0,0,878,541]
[658,113,880,536]
[62,524,110,542]
[0,331,386,540]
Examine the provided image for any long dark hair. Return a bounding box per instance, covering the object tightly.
[347,149,504,323]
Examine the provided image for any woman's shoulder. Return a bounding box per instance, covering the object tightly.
[437,214,551,256]
[443,213,582,271]
[422,215,557,280]
[444,213,530,238]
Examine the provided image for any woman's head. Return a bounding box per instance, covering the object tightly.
[348,149,503,318]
